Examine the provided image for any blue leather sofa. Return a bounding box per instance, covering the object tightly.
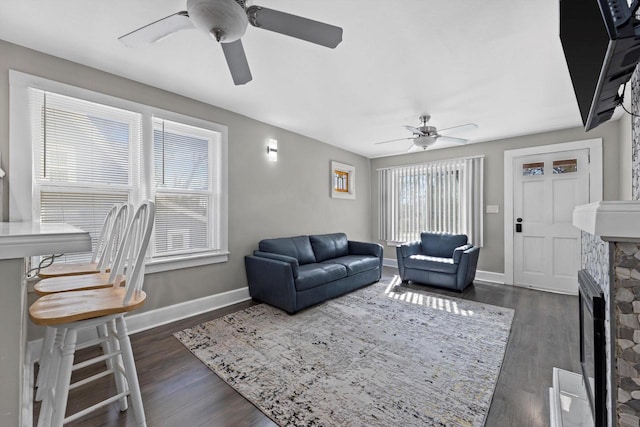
[245,233,383,314]
[396,232,480,291]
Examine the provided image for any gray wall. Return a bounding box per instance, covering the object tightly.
[0,40,372,325]
[370,122,622,274]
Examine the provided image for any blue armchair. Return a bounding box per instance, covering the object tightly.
[396,232,480,291]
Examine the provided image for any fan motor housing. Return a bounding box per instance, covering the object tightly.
[187,0,249,42]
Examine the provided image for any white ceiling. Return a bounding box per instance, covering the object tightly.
[0,0,585,158]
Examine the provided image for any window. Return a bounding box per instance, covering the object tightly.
[152,118,218,257]
[378,157,483,245]
[10,71,228,272]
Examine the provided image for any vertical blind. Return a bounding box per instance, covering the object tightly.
[378,156,483,245]
[29,88,139,263]
[152,118,218,256]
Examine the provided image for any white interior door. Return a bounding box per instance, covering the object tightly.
[513,149,589,294]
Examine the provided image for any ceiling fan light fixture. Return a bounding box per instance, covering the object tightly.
[414,135,439,149]
[188,0,248,42]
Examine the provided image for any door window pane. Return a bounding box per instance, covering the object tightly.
[522,162,544,176]
[553,159,578,174]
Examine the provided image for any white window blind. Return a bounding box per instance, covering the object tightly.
[152,118,219,257]
[29,88,139,263]
[378,156,483,245]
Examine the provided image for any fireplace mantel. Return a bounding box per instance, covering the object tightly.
[573,201,640,241]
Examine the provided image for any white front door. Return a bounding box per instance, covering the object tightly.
[513,149,589,293]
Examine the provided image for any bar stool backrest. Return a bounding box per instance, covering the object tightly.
[96,203,133,274]
[108,201,155,305]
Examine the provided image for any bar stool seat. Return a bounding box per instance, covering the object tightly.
[34,273,114,296]
[30,287,145,326]
[37,262,102,278]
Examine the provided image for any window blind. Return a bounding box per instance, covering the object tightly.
[29,88,139,262]
[152,118,218,256]
[378,156,483,245]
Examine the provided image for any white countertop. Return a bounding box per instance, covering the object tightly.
[0,222,91,259]
[573,201,640,241]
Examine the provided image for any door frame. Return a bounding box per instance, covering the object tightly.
[503,138,603,286]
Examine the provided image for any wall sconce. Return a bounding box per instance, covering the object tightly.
[267,139,278,162]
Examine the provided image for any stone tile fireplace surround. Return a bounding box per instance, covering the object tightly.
[574,202,640,427]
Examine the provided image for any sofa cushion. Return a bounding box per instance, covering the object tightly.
[295,263,347,291]
[309,233,349,262]
[259,235,316,265]
[420,232,468,258]
[322,255,379,276]
[404,254,458,274]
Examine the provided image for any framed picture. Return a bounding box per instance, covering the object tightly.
[331,161,355,199]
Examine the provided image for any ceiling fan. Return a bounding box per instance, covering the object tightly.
[118,0,343,85]
[375,115,478,152]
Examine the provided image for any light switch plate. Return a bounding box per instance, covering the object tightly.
[486,205,499,214]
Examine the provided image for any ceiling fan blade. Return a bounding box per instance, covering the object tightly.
[438,135,469,144]
[118,11,193,47]
[438,123,478,135]
[404,125,424,135]
[221,39,252,86]
[374,137,413,145]
[247,6,343,48]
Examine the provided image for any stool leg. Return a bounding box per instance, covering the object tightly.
[50,328,78,427]
[35,326,55,401]
[115,316,146,427]
[37,327,65,427]
[108,319,128,411]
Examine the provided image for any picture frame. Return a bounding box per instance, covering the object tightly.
[331,161,355,199]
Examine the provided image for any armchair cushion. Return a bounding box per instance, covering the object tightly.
[259,235,316,265]
[404,255,457,274]
[310,233,349,262]
[420,232,468,258]
[295,263,347,291]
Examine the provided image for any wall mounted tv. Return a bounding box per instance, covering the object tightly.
[560,0,640,131]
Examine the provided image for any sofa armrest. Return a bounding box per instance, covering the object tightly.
[398,241,421,258]
[455,246,480,290]
[453,244,474,264]
[253,250,299,278]
[348,240,383,258]
[244,255,297,314]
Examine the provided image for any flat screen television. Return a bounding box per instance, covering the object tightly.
[560,0,640,131]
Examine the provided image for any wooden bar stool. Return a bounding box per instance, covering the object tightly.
[37,204,123,279]
[30,201,154,427]
[33,203,132,401]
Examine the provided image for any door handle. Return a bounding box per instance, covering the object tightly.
[516,218,522,233]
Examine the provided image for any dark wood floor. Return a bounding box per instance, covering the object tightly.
[33,266,579,426]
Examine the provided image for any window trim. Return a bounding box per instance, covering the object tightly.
[9,70,229,273]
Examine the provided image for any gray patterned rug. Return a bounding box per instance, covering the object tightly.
[174,280,514,427]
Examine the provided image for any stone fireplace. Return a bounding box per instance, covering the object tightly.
[574,201,640,427]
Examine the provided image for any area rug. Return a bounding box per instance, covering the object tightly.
[174,280,514,427]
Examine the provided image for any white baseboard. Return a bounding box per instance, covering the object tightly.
[126,286,251,335]
[383,258,398,268]
[28,286,251,362]
[475,270,506,285]
[382,258,505,285]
